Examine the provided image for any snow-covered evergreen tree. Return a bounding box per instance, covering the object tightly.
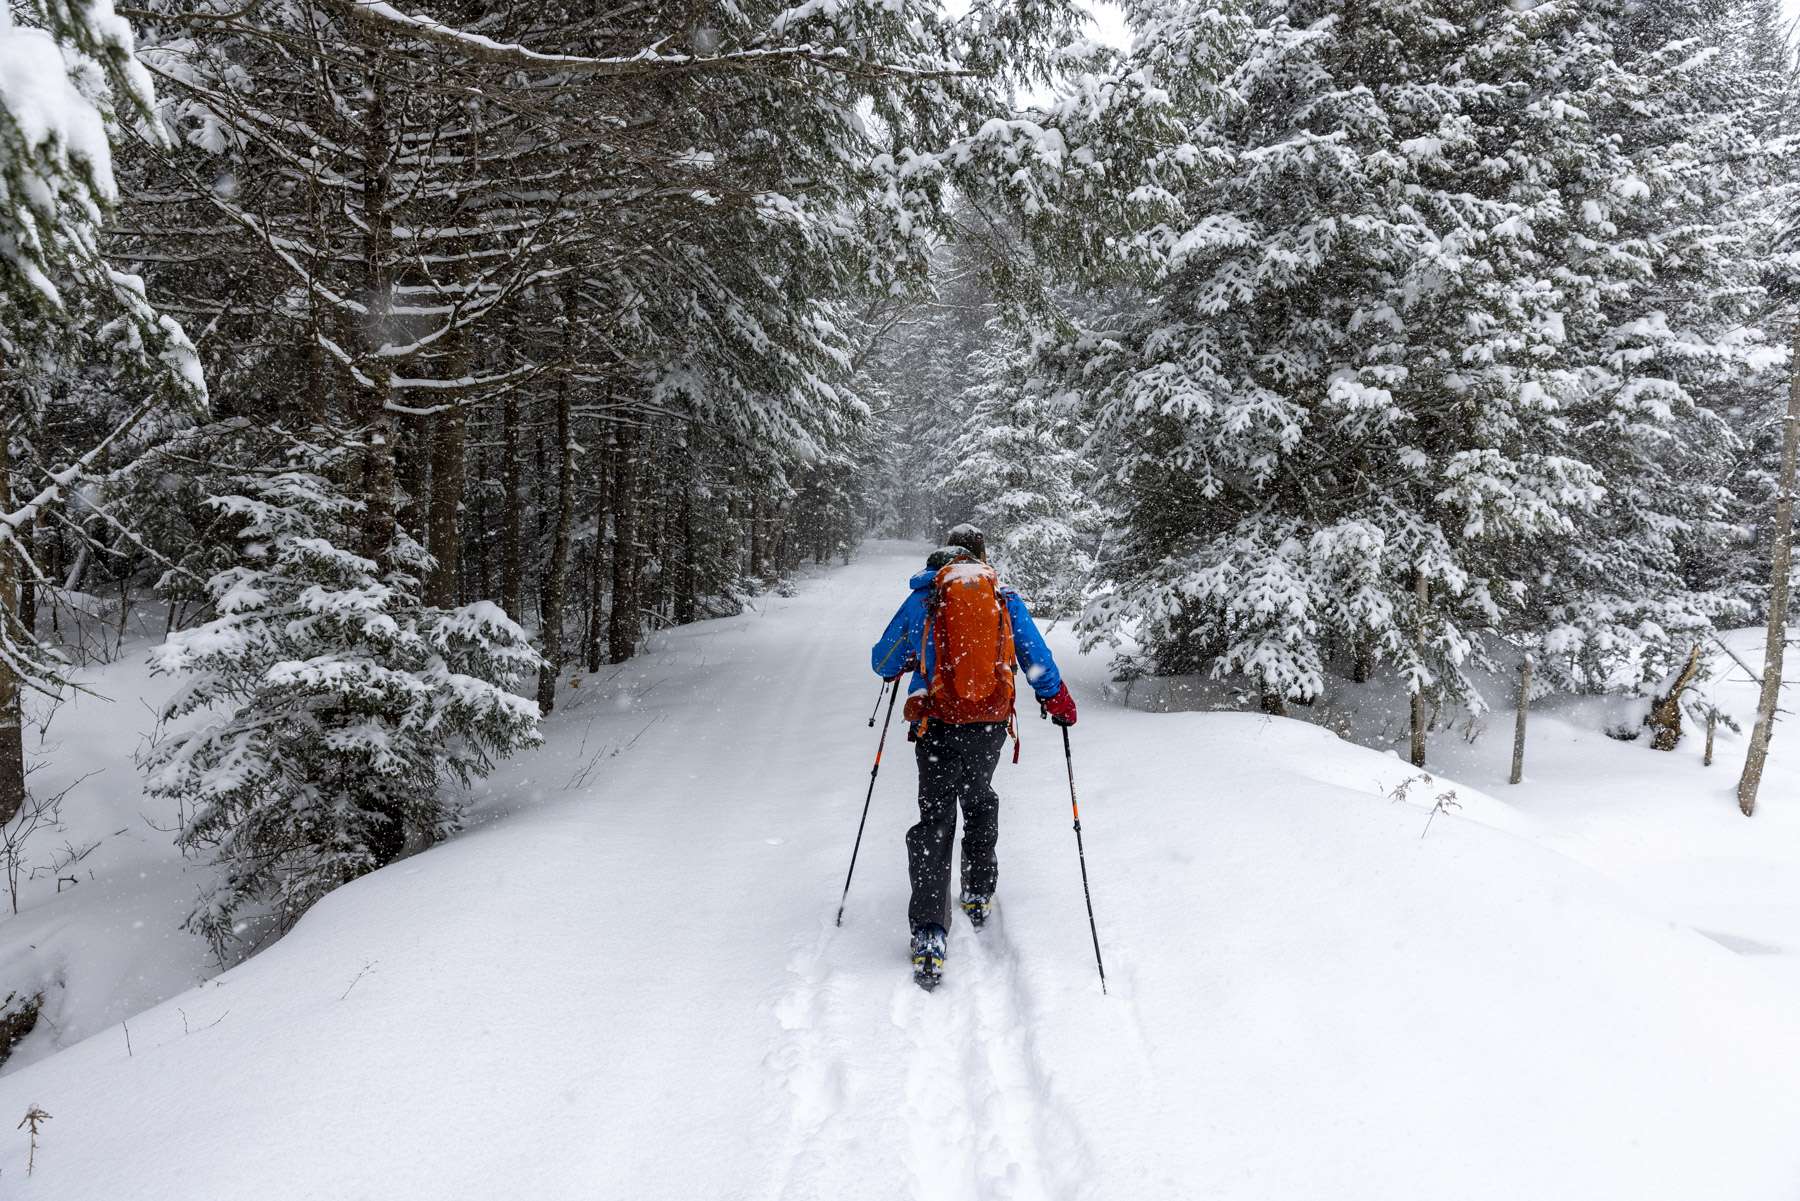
[143,427,540,957]
[0,0,200,391]
[1525,0,1779,693]
[1,0,202,820]
[940,328,1101,615]
[1037,0,1601,707]
[968,0,1779,730]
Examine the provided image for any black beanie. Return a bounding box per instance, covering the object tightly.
[945,523,986,561]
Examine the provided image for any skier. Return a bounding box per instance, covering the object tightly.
[870,524,1077,989]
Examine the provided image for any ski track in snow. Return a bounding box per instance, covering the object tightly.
[766,904,1096,1201]
[899,909,1096,1201]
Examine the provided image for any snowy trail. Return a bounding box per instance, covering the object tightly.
[733,549,1111,1201]
[5,544,1800,1200]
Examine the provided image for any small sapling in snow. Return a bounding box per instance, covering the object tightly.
[1386,773,1462,840]
[0,771,92,914]
[141,429,543,962]
[17,1105,49,1176]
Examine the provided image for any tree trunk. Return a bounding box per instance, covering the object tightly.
[748,493,766,582]
[536,292,578,713]
[1648,643,1703,752]
[534,416,550,548]
[0,425,26,825]
[301,64,330,431]
[500,391,525,621]
[584,424,615,673]
[399,413,432,546]
[1739,321,1800,816]
[1705,711,1717,768]
[1410,569,1429,769]
[420,326,467,607]
[674,484,697,626]
[358,62,398,572]
[424,402,466,608]
[584,504,607,672]
[1510,655,1531,786]
[771,500,791,579]
[18,510,38,642]
[639,428,664,622]
[608,421,640,664]
[304,297,329,431]
[358,53,404,871]
[358,400,398,570]
[474,428,497,604]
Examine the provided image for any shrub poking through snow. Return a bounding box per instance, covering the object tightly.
[145,432,541,959]
[0,991,42,1067]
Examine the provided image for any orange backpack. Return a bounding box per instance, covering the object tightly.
[922,558,1016,726]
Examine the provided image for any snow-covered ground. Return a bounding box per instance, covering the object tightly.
[0,619,215,1074]
[1427,629,1800,1005]
[2,544,1799,1199]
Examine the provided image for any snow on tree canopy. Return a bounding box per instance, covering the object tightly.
[0,0,169,308]
[967,0,1774,711]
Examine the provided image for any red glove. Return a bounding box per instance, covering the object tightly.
[1040,683,1077,727]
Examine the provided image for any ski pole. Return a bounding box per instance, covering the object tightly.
[1061,725,1108,995]
[836,679,901,927]
[866,677,889,727]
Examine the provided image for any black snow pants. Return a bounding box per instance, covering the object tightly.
[906,720,1009,929]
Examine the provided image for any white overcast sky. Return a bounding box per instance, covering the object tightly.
[1087,2,1129,48]
[993,4,1800,60]
[1083,5,1800,53]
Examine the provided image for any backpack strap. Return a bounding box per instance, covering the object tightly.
[1000,585,1019,761]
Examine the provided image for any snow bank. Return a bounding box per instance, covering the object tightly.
[0,644,216,1076]
[1056,709,1800,1199]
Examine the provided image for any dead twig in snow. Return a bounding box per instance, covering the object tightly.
[18,1106,49,1175]
[1421,788,1462,840]
[340,961,376,1000]
[1386,772,1462,839]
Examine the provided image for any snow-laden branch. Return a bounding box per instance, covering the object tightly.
[0,396,164,540]
[317,0,968,80]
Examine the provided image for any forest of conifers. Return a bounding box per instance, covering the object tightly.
[5,0,1800,946]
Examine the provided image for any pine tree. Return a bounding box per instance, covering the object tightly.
[1728,0,1800,809]
[941,328,1100,615]
[1524,0,1777,696]
[142,426,539,957]
[1039,0,1609,713]
[1,0,202,821]
[962,0,1780,752]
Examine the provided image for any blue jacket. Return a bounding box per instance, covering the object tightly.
[871,566,1063,701]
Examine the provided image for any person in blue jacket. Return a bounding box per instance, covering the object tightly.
[870,524,1076,983]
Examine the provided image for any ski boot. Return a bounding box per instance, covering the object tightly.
[959,889,992,930]
[910,923,947,991]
